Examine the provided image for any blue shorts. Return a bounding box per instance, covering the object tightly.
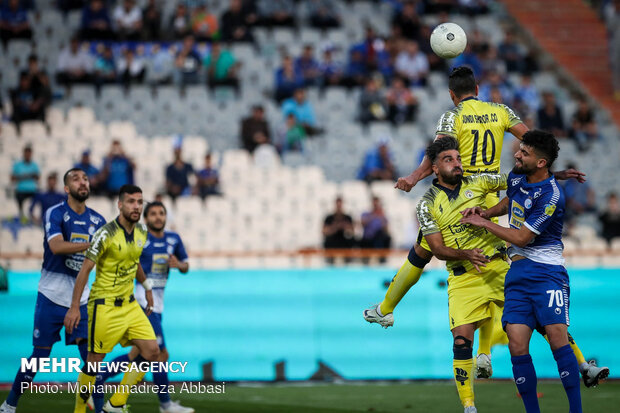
[33,292,88,347]
[142,308,166,350]
[502,259,570,331]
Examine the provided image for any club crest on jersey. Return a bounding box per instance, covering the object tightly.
[89,226,96,235]
[464,189,474,199]
[137,239,144,247]
[524,198,532,209]
[544,203,556,216]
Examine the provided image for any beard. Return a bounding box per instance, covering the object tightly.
[147,221,166,232]
[441,168,463,185]
[69,187,90,202]
[512,162,534,175]
[122,210,141,224]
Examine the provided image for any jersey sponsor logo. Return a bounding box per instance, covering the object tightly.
[151,253,169,277]
[544,203,556,216]
[65,258,85,271]
[524,198,532,209]
[519,187,529,195]
[153,242,165,247]
[73,221,86,225]
[461,113,498,124]
[464,189,474,199]
[64,213,70,222]
[510,201,525,229]
[511,177,522,186]
[90,215,101,225]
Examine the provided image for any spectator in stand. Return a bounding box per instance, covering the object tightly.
[358,77,387,125]
[80,0,114,41]
[196,153,220,199]
[386,76,417,125]
[478,69,513,105]
[0,0,32,48]
[256,0,296,27]
[204,41,240,95]
[450,44,482,79]
[282,88,322,135]
[29,172,66,224]
[323,197,356,263]
[360,196,392,261]
[344,48,368,88]
[599,192,620,244]
[391,1,421,42]
[278,112,307,153]
[56,37,93,86]
[562,162,596,226]
[191,3,218,41]
[113,0,142,41]
[118,47,146,87]
[357,26,382,72]
[395,40,429,87]
[296,44,321,87]
[12,144,39,220]
[141,0,161,40]
[146,43,174,85]
[357,137,396,183]
[241,105,271,153]
[174,35,202,86]
[220,0,254,43]
[307,0,340,29]
[318,46,344,88]
[10,72,46,131]
[569,97,600,150]
[74,149,102,194]
[537,91,566,137]
[498,30,524,73]
[274,54,304,102]
[100,140,135,197]
[22,54,51,111]
[93,45,117,90]
[169,3,191,40]
[513,72,539,115]
[166,146,194,200]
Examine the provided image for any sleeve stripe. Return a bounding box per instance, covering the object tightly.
[523,222,541,235]
[47,233,62,242]
[530,180,560,230]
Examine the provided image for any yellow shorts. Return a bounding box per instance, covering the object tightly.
[88,296,156,354]
[417,192,501,253]
[447,258,508,329]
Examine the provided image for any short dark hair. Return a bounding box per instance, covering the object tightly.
[426,137,459,164]
[143,201,166,218]
[119,184,142,200]
[63,167,85,185]
[521,130,560,168]
[448,66,477,98]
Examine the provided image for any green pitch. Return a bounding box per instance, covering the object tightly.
[2,381,618,412]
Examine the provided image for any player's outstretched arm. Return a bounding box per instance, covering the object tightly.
[424,232,490,272]
[460,214,535,248]
[48,235,91,255]
[64,257,95,334]
[554,168,587,183]
[136,263,154,315]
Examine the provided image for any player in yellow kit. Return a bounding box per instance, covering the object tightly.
[64,185,159,413]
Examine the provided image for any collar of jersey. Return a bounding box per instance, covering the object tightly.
[432,179,462,201]
[461,96,478,102]
[115,217,135,243]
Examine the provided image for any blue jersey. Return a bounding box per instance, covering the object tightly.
[41,202,106,307]
[506,172,566,266]
[136,231,188,313]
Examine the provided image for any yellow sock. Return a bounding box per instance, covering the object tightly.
[109,369,146,407]
[74,372,96,413]
[568,332,587,366]
[453,358,475,407]
[477,318,492,356]
[379,259,423,315]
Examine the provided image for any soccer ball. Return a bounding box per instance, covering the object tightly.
[430,22,467,59]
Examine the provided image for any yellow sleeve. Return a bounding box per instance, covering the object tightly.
[416,198,440,236]
[435,109,459,138]
[85,226,110,263]
[470,173,508,192]
[499,104,522,129]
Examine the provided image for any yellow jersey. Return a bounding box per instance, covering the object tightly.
[416,173,508,276]
[435,97,522,176]
[85,218,148,300]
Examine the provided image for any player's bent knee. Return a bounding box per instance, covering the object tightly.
[453,335,473,360]
[143,344,160,361]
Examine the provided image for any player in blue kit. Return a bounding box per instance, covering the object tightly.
[92,201,193,413]
[0,168,106,413]
[461,130,585,413]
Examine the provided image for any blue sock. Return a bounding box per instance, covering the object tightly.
[153,371,171,404]
[99,353,130,382]
[511,354,540,413]
[78,340,88,364]
[6,347,52,407]
[553,344,582,413]
[92,373,105,413]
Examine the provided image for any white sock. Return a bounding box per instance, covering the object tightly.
[579,362,589,373]
[376,304,384,317]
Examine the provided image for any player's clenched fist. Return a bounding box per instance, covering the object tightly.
[64,306,81,334]
[394,175,417,192]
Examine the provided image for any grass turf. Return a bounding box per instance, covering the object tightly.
[2,380,618,412]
